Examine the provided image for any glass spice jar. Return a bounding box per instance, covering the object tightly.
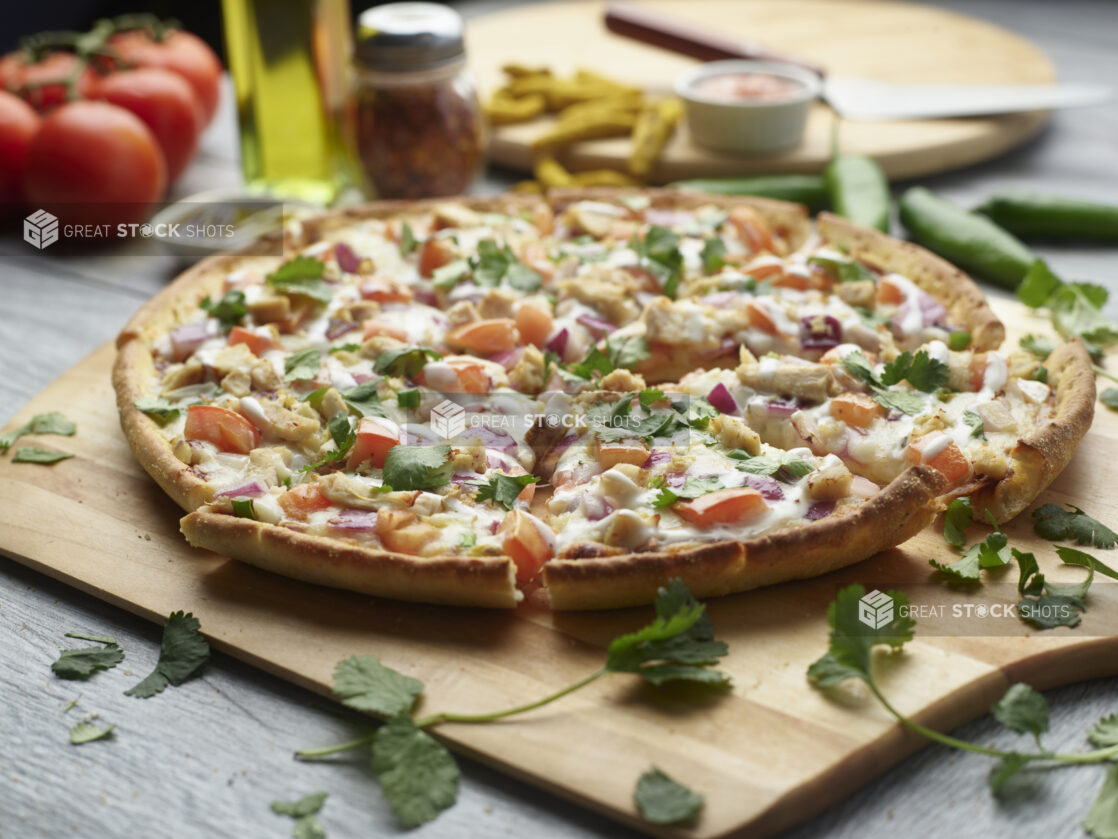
[354,2,486,200]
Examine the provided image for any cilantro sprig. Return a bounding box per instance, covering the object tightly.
[630,226,684,298]
[474,473,539,510]
[809,584,1118,816]
[271,791,329,839]
[0,411,76,452]
[52,632,125,680]
[125,611,211,698]
[1033,503,1118,549]
[200,289,248,328]
[381,445,451,491]
[295,580,726,828]
[433,239,541,292]
[840,350,934,416]
[1017,259,1118,356]
[266,255,333,303]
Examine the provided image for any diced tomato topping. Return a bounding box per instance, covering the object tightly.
[674,487,767,527]
[362,319,409,342]
[730,206,776,254]
[771,272,811,291]
[514,302,554,348]
[419,360,493,394]
[227,325,281,356]
[906,435,971,484]
[184,405,260,454]
[359,277,414,304]
[418,238,456,277]
[346,417,402,470]
[499,509,553,583]
[279,298,317,334]
[446,318,520,355]
[876,277,905,305]
[277,483,333,519]
[745,301,777,334]
[968,353,987,391]
[829,393,885,428]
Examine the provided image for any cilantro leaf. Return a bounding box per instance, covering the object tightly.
[841,351,878,386]
[373,347,441,379]
[943,497,973,548]
[0,412,78,451]
[651,476,722,508]
[991,683,1049,744]
[1014,549,1045,596]
[69,721,114,745]
[474,473,539,510]
[808,255,876,284]
[1032,504,1117,549]
[567,345,614,380]
[1102,388,1118,411]
[1050,283,1118,349]
[266,255,332,303]
[284,349,322,382]
[329,343,361,355]
[1020,334,1058,359]
[431,259,470,289]
[934,530,1012,582]
[331,656,424,717]
[13,447,74,464]
[734,451,814,482]
[397,388,420,409]
[605,579,730,686]
[470,240,541,291]
[634,767,704,825]
[1016,259,1063,308]
[340,381,387,418]
[807,584,915,688]
[1084,764,1118,839]
[630,226,684,298]
[963,410,986,440]
[880,350,948,392]
[133,397,180,425]
[1017,594,1084,629]
[399,223,417,256]
[52,634,125,680]
[125,611,210,698]
[1057,546,1118,581]
[699,237,726,274]
[871,387,925,416]
[1089,714,1118,749]
[381,445,451,491]
[592,410,675,444]
[988,753,1030,796]
[271,791,328,818]
[606,335,651,371]
[201,290,248,328]
[638,388,666,408]
[879,351,913,387]
[371,716,460,829]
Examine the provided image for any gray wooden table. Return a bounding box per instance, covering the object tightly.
[2,1,1117,837]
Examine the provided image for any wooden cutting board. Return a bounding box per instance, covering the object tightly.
[468,0,1057,181]
[2,298,1116,839]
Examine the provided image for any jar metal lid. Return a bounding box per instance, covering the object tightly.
[356,2,466,71]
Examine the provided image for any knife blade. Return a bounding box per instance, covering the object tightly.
[604,3,1113,121]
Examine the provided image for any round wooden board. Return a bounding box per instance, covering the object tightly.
[467,0,1057,182]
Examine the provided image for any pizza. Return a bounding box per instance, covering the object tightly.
[113,189,1095,610]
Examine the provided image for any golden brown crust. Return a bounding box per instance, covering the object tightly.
[544,465,947,610]
[180,510,520,608]
[969,340,1095,522]
[816,212,1005,351]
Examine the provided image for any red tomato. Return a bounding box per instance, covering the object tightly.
[347,417,402,470]
[23,101,166,226]
[184,405,259,454]
[674,487,768,528]
[0,92,40,205]
[107,30,222,125]
[227,325,281,355]
[499,510,552,583]
[418,238,456,277]
[0,51,98,112]
[92,68,201,181]
[278,483,333,519]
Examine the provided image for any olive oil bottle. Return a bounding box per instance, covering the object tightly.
[221,0,356,203]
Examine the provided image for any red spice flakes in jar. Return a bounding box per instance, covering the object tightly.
[354,2,486,199]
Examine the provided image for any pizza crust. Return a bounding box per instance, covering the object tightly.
[967,339,1095,522]
[544,465,946,610]
[180,510,520,608]
[817,213,1005,352]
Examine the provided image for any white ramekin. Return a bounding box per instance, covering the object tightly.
[674,60,822,154]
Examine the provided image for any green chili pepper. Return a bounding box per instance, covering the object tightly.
[670,174,829,211]
[825,154,890,232]
[974,191,1118,242]
[898,187,1035,289]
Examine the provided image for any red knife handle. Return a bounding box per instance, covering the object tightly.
[603,2,825,77]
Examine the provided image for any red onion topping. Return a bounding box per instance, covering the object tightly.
[805,502,835,520]
[326,318,359,340]
[800,314,842,350]
[545,327,569,356]
[215,481,266,498]
[335,241,361,274]
[576,313,617,337]
[742,474,784,500]
[707,382,738,415]
[328,509,379,531]
[170,323,209,361]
